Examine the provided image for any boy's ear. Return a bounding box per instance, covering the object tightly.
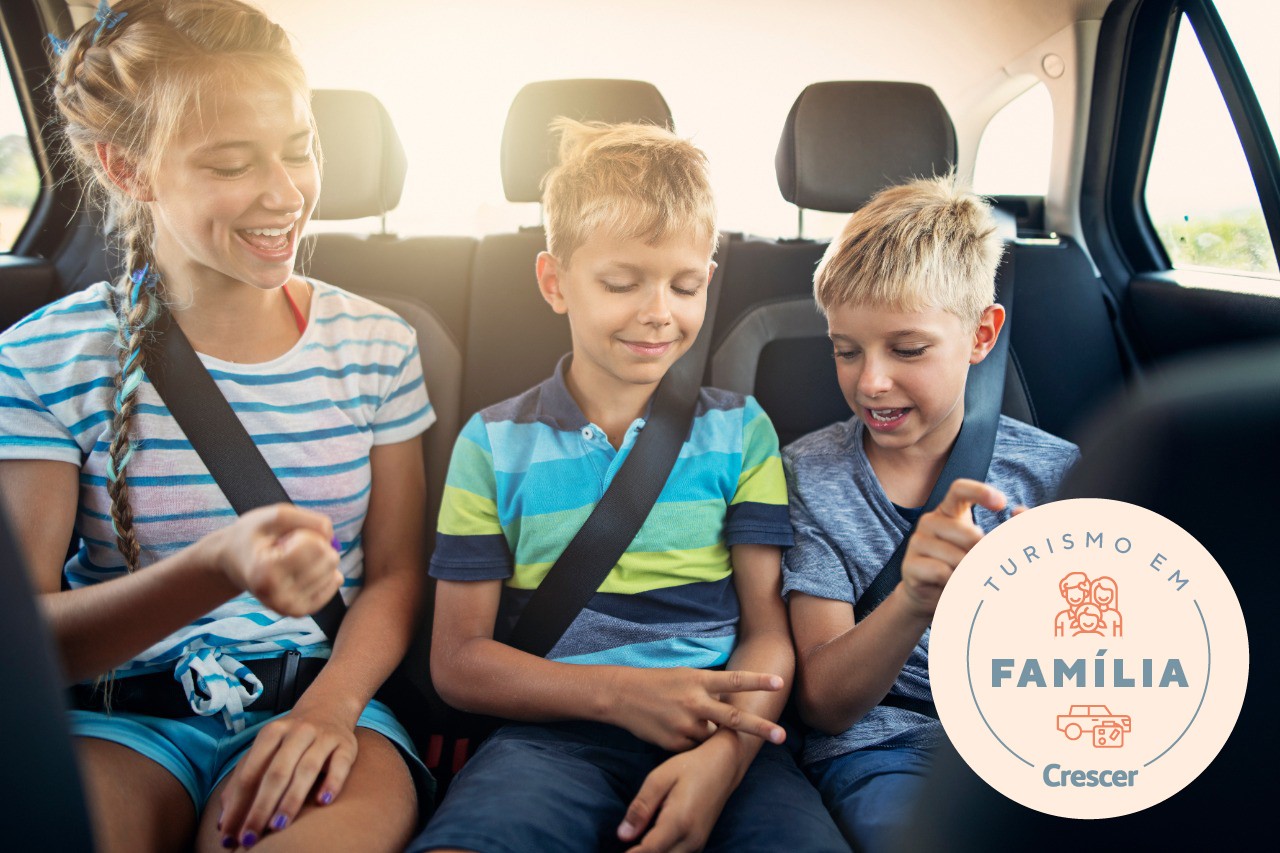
[95,142,153,201]
[969,303,1007,365]
[536,251,569,315]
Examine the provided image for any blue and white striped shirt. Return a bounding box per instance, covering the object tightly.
[0,279,433,725]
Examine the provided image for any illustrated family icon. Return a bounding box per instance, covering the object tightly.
[1054,572,1123,638]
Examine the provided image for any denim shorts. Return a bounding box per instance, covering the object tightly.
[805,746,934,853]
[69,698,427,812]
[409,720,849,853]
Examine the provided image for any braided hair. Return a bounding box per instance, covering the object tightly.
[49,1,309,570]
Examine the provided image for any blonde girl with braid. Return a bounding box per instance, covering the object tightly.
[0,2,434,851]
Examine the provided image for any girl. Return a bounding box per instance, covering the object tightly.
[0,2,431,850]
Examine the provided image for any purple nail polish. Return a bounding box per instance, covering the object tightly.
[271,814,288,831]
[331,536,342,552]
[241,832,258,848]
[220,837,235,850]
[320,790,333,805]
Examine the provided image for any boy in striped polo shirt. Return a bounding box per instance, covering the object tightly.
[410,120,846,852]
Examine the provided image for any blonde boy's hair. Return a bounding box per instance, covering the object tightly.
[541,118,717,264]
[813,174,1003,327]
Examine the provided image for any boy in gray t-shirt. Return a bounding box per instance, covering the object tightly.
[781,176,1079,852]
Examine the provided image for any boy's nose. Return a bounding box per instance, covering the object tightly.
[857,358,893,397]
[638,286,673,326]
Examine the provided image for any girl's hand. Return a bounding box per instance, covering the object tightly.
[609,667,786,752]
[199,504,343,617]
[217,699,359,848]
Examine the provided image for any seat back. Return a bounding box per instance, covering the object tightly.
[461,79,674,419]
[0,508,95,850]
[303,89,475,529]
[711,82,963,444]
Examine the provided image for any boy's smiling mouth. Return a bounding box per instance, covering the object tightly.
[620,339,677,357]
[864,406,911,431]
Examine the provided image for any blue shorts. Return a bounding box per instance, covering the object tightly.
[805,746,933,853]
[69,699,425,812]
[409,721,849,853]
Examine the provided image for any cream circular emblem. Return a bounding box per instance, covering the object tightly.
[930,498,1248,819]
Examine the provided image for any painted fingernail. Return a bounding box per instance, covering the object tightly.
[331,536,342,552]
[319,790,334,805]
[271,813,288,831]
[220,837,235,850]
[241,832,258,848]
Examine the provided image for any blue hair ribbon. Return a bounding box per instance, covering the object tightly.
[92,0,127,44]
[46,34,70,57]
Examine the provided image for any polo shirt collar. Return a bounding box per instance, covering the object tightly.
[536,353,656,432]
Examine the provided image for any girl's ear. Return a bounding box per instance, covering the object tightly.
[95,142,154,201]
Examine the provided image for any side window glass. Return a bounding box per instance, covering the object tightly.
[973,82,1053,197]
[0,52,38,253]
[1144,12,1278,286]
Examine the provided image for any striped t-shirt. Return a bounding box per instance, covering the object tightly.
[0,279,434,681]
[430,356,792,668]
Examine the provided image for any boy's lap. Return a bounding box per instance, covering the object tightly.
[412,722,849,853]
[806,747,933,852]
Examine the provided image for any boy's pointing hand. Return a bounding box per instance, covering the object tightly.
[898,478,1008,621]
[609,667,786,752]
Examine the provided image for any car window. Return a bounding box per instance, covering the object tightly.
[973,82,1053,198]
[1144,8,1278,291]
[0,49,38,253]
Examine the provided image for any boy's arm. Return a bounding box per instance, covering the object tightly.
[617,542,792,851]
[792,479,1008,735]
[431,577,784,746]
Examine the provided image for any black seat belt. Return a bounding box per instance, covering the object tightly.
[855,248,1015,719]
[147,307,347,640]
[504,235,732,658]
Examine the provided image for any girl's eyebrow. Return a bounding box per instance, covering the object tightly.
[193,129,312,155]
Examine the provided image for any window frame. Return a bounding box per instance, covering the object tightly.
[1083,0,1280,285]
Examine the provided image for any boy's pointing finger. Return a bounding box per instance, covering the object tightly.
[707,670,784,695]
[935,479,1007,518]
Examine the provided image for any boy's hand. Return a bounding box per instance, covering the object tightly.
[199,504,343,617]
[610,667,786,752]
[899,479,1008,621]
[617,737,739,852]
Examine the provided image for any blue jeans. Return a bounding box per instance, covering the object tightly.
[806,747,933,853]
[410,721,850,853]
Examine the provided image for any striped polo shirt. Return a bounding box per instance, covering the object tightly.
[430,356,792,668]
[0,279,434,678]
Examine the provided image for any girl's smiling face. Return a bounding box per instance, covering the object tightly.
[146,79,318,297]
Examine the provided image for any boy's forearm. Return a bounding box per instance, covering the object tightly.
[799,585,932,734]
[434,636,627,724]
[713,626,795,778]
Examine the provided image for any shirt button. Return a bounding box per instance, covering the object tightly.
[581,427,594,440]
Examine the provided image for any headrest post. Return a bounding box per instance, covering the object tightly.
[380,211,387,236]
[797,207,805,240]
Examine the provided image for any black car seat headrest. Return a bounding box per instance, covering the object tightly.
[311,89,407,220]
[776,81,956,213]
[501,79,674,203]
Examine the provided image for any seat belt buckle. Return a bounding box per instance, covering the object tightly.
[277,649,302,712]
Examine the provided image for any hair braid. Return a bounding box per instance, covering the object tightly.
[106,218,162,572]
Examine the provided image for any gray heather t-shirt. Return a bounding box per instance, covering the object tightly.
[781,415,1080,766]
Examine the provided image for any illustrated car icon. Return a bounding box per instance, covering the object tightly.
[1057,705,1133,740]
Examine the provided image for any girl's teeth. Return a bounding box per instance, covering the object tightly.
[244,226,291,237]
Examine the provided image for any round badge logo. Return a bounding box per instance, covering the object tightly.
[930,498,1248,819]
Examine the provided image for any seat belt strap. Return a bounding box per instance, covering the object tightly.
[504,235,734,659]
[147,307,347,639]
[853,247,1015,623]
